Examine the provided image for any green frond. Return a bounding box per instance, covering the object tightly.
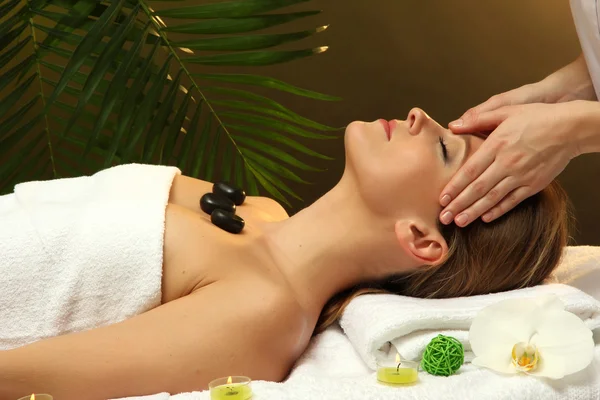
[190,114,212,178]
[177,100,203,171]
[1,95,40,135]
[193,72,340,101]
[0,0,340,204]
[162,11,319,34]
[161,85,193,164]
[203,86,338,131]
[204,126,221,182]
[0,74,37,119]
[224,123,333,159]
[185,47,328,66]
[171,26,327,51]
[241,146,309,184]
[61,4,140,138]
[0,55,35,92]
[152,0,310,19]
[0,22,27,53]
[139,65,182,164]
[87,21,151,155]
[211,99,337,133]
[219,111,335,139]
[233,135,322,172]
[0,36,31,71]
[246,161,293,206]
[0,5,29,37]
[248,160,302,202]
[44,0,127,111]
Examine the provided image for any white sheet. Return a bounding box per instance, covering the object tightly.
[115,324,600,400]
[114,245,600,400]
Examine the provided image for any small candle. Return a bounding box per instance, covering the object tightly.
[209,376,253,400]
[376,353,419,385]
[17,395,53,400]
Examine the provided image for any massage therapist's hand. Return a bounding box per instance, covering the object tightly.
[438,102,581,226]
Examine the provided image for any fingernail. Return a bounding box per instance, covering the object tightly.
[450,119,463,127]
[482,213,492,222]
[456,213,468,226]
[441,194,451,207]
[440,211,453,224]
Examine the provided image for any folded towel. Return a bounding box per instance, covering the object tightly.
[115,325,600,400]
[548,246,600,301]
[339,283,600,370]
[0,163,180,350]
[287,323,371,380]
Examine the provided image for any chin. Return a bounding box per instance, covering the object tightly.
[342,121,367,172]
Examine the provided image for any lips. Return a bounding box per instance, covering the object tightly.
[388,120,397,135]
[378,119,391,141]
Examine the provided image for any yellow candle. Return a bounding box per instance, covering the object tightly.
[17,395,53,400]
[376,354,419,385]
[209,376,253,400]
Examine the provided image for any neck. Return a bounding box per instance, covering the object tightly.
[255,177,415,316]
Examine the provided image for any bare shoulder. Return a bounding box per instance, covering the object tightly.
[245,196,290,222]
[207,279,309,355]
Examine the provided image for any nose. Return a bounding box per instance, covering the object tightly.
[407,108,428,136]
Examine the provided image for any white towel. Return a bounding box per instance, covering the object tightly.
[115,325,600,400]
[547,246,600,301]
[339,283,600,370]
[0,163,180,350]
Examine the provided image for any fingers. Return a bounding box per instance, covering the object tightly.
[442,177,520,227]
[439,139,497,211]
[481,186,533,223]
[449,94,506,132]
[449,107,510,134]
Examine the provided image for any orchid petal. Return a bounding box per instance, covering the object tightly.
[469,298,538,357]
[527,350,566,379]
[529,309,595,378]
[472,352,515,375]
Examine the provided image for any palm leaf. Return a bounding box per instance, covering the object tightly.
[0,0,341,204]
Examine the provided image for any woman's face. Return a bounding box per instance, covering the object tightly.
[343,108,484,225]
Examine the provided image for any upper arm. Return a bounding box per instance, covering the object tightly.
[0,282,303,400]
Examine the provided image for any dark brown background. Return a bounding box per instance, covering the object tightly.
[254,0,600,245]
[2,0,599,244]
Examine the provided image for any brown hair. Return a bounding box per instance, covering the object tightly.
[315,180,572,334]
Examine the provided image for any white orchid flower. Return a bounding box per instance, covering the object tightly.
[469,295,595,379]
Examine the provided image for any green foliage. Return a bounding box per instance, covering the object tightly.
[0,0,340,206]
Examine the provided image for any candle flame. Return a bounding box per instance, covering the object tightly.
[227,376,232,384]
[395,353,401,363]
[31,395,35,400]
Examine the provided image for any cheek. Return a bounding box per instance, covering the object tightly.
[385,153,446,217]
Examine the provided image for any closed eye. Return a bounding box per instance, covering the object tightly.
[439,136,448,163]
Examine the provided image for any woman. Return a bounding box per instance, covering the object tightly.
[0,108,570,400]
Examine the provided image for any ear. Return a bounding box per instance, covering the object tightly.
[394,219,448,266]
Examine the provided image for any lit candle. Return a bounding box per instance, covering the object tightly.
[209,376,253,400]
[376,353,419,385]
[16,395,53,400]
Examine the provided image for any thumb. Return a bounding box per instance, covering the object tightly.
[449,107,509,134]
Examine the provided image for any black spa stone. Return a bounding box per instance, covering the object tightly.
[213,182,246,206]
[200,193,236,215]
[211,209,245,234]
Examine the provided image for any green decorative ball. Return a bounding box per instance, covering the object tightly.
[420,334,464,376]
